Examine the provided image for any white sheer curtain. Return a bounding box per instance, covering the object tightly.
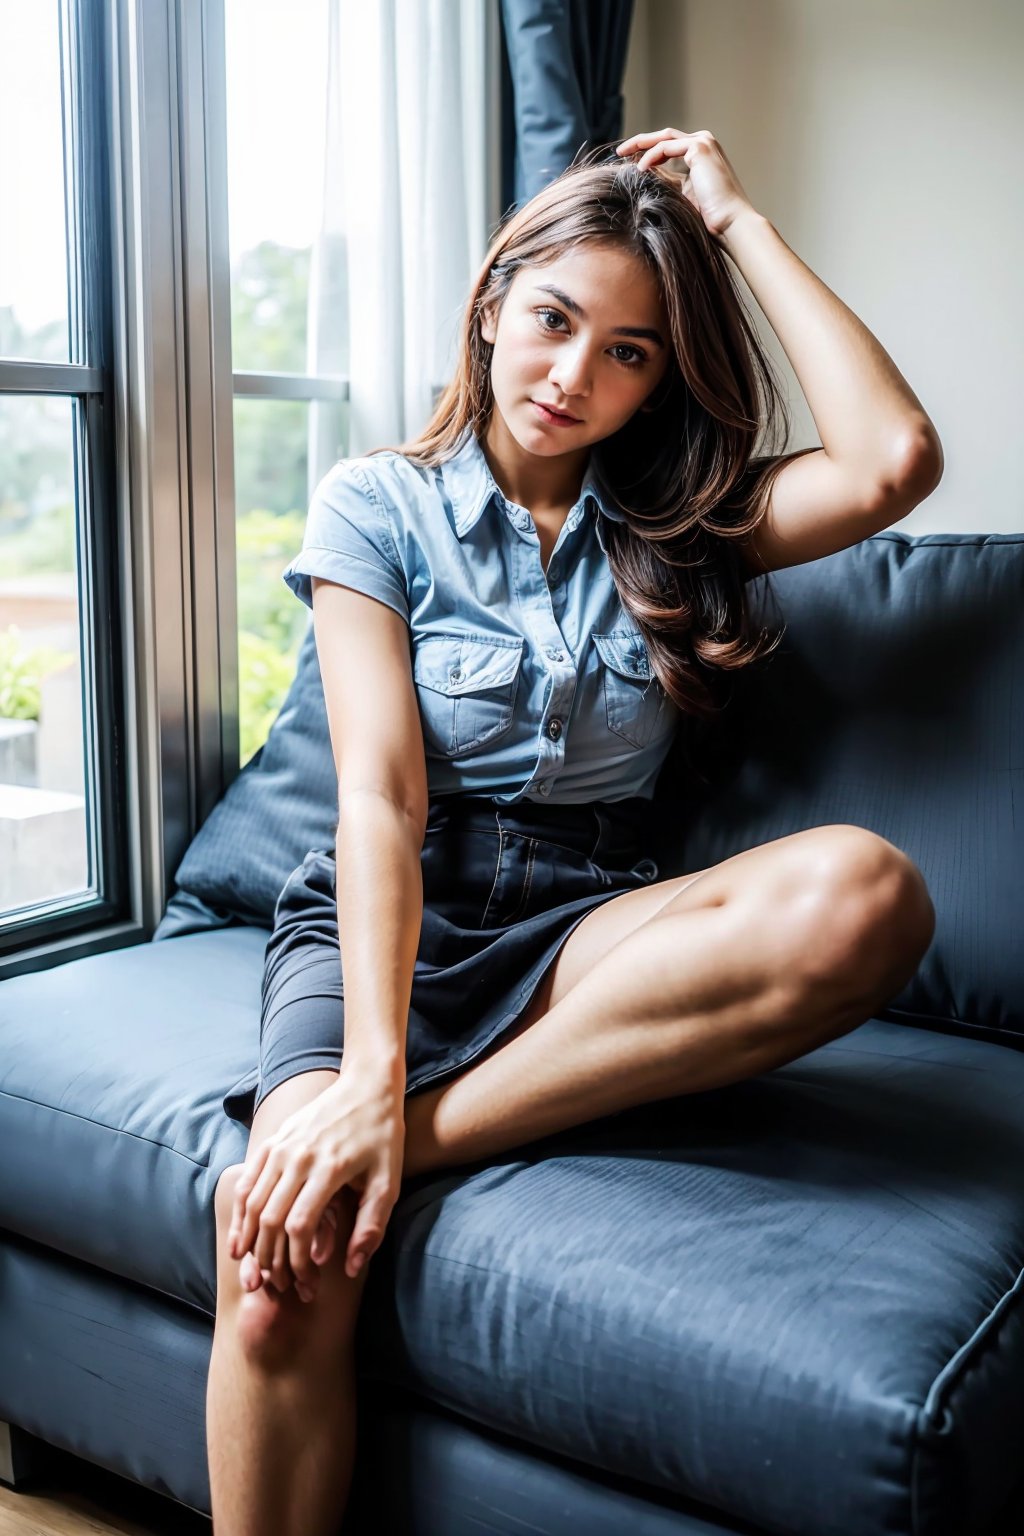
[307,0,494,485]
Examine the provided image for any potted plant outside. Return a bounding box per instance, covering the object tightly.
[0,625,75,787]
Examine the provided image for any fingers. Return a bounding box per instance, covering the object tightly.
[283,1176,347,1289]
[617,127,686,150]
[234,1215,324,1304]
[242,1145,317,1276]
[252,1168,296,1275]
[288,1205,338,1304]
[617,127,710,150]
[345,1182,392,1280]
[231,1155,305,1280]
[616,129,711,173]
[232,1179,384,1303]
[228,1143,270,1260]
[638,142,689,173]
[311,1201,339,1267]
[229,1152,350,1302]
[239,1249,263,1292]
[268,1228,289,1293]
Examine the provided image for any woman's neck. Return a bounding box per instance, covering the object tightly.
[480,412,589,516]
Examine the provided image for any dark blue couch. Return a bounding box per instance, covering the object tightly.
[2,531,1023,1536]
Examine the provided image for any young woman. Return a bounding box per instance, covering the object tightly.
[206,129,941,1535]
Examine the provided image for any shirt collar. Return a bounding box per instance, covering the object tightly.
[439,428,628,547]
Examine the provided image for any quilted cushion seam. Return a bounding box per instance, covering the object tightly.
[0,1087,210,1169]
[910,1263,1024,1535]
[872,532,1024,549]
[880,1005,1024,1047]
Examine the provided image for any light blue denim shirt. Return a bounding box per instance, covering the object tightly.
[282,427,683,804]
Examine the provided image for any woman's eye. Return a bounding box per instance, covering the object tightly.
[612,345,647,368]
[534,309,647,368]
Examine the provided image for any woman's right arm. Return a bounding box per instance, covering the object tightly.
[315,574,428,1081]
[333,790,423,1077]
[228,575,427,1288]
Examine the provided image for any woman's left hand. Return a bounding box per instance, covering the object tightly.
[615,129,759,242]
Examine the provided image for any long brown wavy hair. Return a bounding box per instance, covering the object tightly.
[371,144,801,734]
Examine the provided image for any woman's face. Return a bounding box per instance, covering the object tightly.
[480,242,671,457]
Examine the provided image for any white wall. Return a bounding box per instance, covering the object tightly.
[623,0,1023,533]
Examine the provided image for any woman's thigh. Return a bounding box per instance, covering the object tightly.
[514,823,923,1035]
[248,1067,341,1147]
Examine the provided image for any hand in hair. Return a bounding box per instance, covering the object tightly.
[616,129,759,243]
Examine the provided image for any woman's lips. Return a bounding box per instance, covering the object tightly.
[532,401,580,427]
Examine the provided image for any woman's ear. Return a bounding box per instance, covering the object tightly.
[479,301,497,346]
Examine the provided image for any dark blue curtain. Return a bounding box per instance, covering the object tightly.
[499,0,636,213]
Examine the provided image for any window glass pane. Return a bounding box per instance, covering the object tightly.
[0,394,90,915]
[225,0,329,373]
[0,2,70,363]
[234,397,316,767]
[234,395,310,519]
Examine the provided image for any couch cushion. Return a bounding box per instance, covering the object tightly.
[666,532,1024,1046]
[0,929,263,1313]
[154,621,339,934]
[2,930,1023,1534]
[362,1021,1024,1536]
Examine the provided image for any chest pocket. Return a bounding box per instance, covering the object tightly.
[592,630,667,749]
[413,631,525,758]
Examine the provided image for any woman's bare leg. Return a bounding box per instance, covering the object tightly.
[207,1071,370,1536]
[401,827,935,1177]
[206,827,934,1531]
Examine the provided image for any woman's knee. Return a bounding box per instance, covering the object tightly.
[780,826,935,999]
[214,1164,367,1370]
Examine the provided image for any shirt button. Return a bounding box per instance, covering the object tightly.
[546,648,565,661]
[539,783,551,796]
[547,718,563,740]
[450,667,462,682]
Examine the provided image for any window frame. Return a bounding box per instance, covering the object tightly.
[0,0,127,973]
[1,0,503,978]
[1,0,238,977]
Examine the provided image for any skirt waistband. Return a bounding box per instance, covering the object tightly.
[425,793,655,871]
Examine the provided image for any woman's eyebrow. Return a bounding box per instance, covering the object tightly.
[533,284,665,348]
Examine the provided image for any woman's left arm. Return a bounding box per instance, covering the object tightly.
[617,129,943,502]
[717,209,941,495]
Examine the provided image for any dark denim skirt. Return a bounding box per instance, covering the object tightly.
[222,793,662,1127]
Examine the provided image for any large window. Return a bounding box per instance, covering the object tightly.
[225,0,346,765]
[222,0,498,765]
[0,0,124,950]
[0,0,498,973]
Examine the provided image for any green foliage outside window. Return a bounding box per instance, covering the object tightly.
[231,239,323,764]
[235,507,308,765]
[0,626,74,721]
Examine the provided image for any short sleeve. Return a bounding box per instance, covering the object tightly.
[282,460,410,623]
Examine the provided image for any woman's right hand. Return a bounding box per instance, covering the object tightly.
[228,1059,406,1300]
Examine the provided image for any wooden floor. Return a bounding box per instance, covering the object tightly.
[0,1445,209,1535]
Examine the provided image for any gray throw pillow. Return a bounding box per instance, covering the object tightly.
[153,623,337,937]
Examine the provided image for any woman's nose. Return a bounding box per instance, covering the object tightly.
[550,345,592,397]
